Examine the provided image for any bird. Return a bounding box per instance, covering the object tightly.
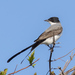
[7,17,63,63]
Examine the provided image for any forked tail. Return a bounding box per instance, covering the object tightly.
[7,39,45,63]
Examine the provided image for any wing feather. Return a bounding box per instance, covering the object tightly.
[34,26,62,42]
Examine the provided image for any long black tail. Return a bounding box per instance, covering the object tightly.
[7,45,32,63]
[7,39,45,63]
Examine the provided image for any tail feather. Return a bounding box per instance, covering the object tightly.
[7,39,46,63]
[7,45,32,63]
[31,40,44,50]
[21,39,46,64]
[27,39,46,56]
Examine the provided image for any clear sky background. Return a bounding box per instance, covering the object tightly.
[0,0,75,75]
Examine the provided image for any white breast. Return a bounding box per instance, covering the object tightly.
[41,33,62,45]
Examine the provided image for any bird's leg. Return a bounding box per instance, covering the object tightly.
[47,45,50,48]
[50,44,53,49]
[47,44,53,50]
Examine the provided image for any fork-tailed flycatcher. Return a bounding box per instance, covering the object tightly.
[7,17,63,63]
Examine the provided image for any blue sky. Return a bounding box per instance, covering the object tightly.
[0,0,75,75]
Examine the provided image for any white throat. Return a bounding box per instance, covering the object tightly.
[48,21,57,25]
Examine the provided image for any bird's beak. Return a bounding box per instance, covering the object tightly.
[44,19,49,22]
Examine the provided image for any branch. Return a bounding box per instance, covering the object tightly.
[49,32,55,75]
[58,67,64,75]
[8,58,40,75]
[65,66,75,75]
[62,54,75,72]
[59,54,75,75]
[52,48,75,62]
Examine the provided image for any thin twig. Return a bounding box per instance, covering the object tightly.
[59,54,75,75]
[49,32,55,75]
[52,48,75,62]
[65,66,75,75]
[62,54,75,72]
[8,58,40,75]
[46,70,49,75]
[49,50,53,75]
[63,54,75,72]
[13,64,18,75]
[58,67,64,75]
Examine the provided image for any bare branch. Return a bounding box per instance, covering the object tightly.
[59,54,75,75]
[13,64,18,75]
[58,67,64,75]
[49,32,55,75]
[52,48,75,62]
[8,58,40,75]
[65,66,75,75]
[62,54,75,72]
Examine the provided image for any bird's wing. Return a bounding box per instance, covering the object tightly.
[34,25,63,42]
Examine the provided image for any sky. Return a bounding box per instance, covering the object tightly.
[0,0,75,75]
